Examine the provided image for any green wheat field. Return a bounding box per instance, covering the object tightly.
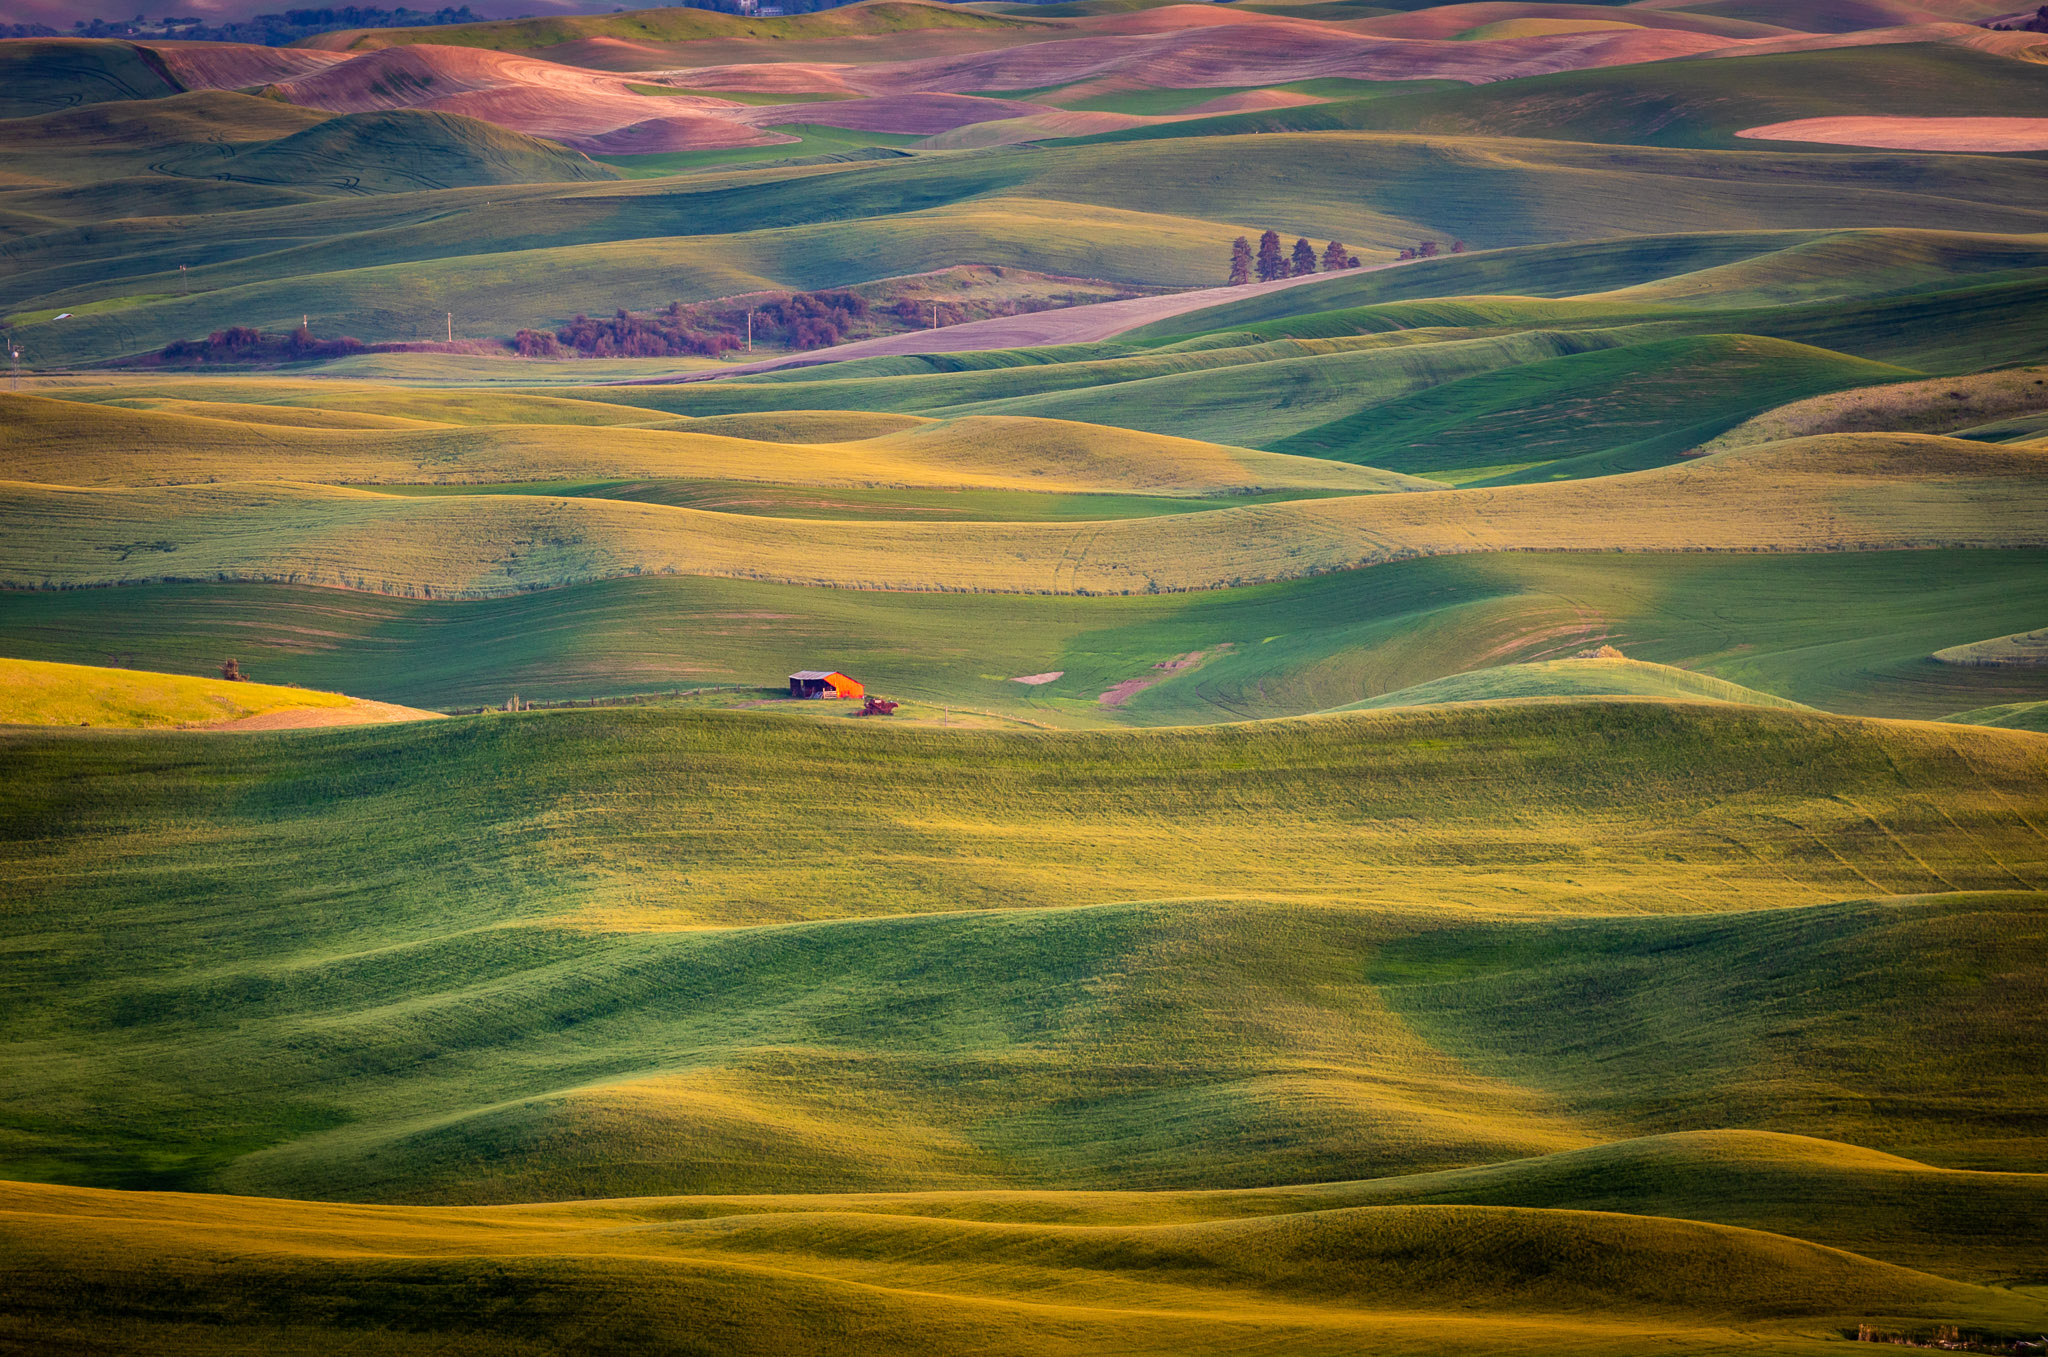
[2,0,2047,1350]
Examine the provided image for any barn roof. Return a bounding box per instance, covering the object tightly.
[789,670,842,681]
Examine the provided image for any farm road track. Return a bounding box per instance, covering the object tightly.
[629,264,1404,385]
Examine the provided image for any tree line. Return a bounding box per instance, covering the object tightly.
[1228,232,1470,282]
[515,290,872,359]
[1229,231,1358,284]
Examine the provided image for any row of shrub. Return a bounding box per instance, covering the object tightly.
[517,291,873,359]
[159,325,364,364]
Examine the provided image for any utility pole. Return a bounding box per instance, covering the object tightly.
[746,309,754,352]
[8,340,19,393]
[929,301,938,331]
[178,264,188,297]
[446,311,453,344]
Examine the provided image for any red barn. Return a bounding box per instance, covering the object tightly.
[789,670,864,700]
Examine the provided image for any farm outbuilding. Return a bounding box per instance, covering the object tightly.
[789,670,864,700]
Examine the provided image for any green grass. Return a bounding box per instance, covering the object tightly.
[0,703,2043,1206]
[215,109,620,192]
[0,90,332,185]
[5,551,2046,721]
[591,123,925,176]
[1063,44,2048,151]
[326,0,1036,52]
[378,478,1352,521]
[1369,893,2048,1171]
[1944,701,2048,734]
[0,392,1418,498]
[6,430,2041,596]
[1335,657,1816,711]
[14,128,2048,365]
[7,1164,2042,1354]
[1265,334,1918,483]
[0,40,180,120]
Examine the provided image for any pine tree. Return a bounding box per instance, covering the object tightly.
[1321,240,1351,272]
[1228,236,1252,285]
[1290,238,1317,276]
[1255,229,1285,282]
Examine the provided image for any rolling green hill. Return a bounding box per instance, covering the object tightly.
[5,12,2047,1348]
[313,0,1036,52]
[1264,334,1916,482]
[1334,657,1816,711]
[5,433,2040,597]
[3,550,2046,722]
[11,131,2048,365]
[0,703,2043,1207]
[1069,44,2048,150]
[6,1168,2041,1355]
[214,110,621,192]
[0,40,181,120]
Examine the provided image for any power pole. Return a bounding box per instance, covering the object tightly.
[746,310,754,352]
[178,264,188,297]
[8,340,18,393]
[929,301,938,331]
[446,312,453,344]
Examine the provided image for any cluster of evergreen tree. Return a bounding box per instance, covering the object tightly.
[1228,231,1359,284]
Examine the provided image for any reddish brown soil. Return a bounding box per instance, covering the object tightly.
[1736,115,2048,150]
[269,44,788,150]
[741,92,1052,134]
[148,41,350,89]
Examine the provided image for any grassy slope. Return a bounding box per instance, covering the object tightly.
[3,551,2045,724]
[7,1172,2042,1356]
[316,0,1036,52]
[0,91,333,185]
[1369,894,2048,1171]
[0,703,2043,1204]
[12,133,2048,363]
[1263,334,1918,482]
[215,110,621,192]
[0,395,1422,497]
[1335,658,1815,711]
[0,656,355,727]
[1945,701,2048,733]
[4,433,2042,596]
[1701,363,2048,449]
[1133,229,2048,331]
[1065,44,2048,150]
[0,40,180,120]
